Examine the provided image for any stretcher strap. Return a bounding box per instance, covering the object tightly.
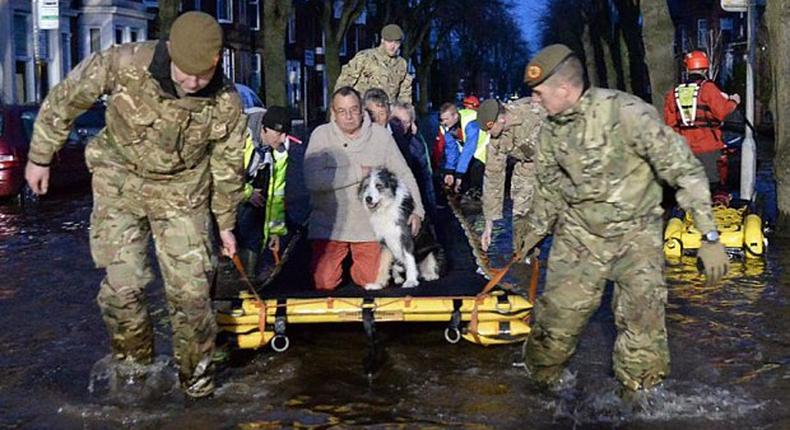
[467,294,487,344]
[444,192,494,278]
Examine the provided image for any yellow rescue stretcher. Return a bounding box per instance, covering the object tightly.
[217,289,533,351]
[664,204,766,259]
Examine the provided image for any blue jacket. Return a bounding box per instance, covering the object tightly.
[391,119,437,219]
[442,120,480,176]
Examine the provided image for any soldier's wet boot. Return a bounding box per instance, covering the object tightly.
[182,356,215,399]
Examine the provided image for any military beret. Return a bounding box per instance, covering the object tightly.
[381,24,404,41]
[169,12,223,76]
[524,44,576,87]
[262,106,290,134]
[477,99,503,131]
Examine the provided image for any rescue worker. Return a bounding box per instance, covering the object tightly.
[24,12,246,398]
[235,106,291,280]
[335,24,413,104]
[476,97,545,253]
[438,102,488,195]
[519,45,730,392]
[664,50,740,188]
[461,95,480,113]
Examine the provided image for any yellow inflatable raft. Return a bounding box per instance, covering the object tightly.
[664,205,766,260]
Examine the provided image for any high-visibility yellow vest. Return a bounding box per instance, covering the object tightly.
[458,108,488,163]
[242,136,289,243]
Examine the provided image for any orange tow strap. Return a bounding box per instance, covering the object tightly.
[231,254,268,347]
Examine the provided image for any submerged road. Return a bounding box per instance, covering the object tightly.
[0,187,788,429]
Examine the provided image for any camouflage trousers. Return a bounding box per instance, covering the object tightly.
[524,222,669,391]
[511,160,535,250]
[90,170,217,396]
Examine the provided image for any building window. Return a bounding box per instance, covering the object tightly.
[222,47,235,81]
[115,27,124,45]
[697,18,708,48]
[14,14,29,59]
[130,29,140,42]
[61,33,71,77]
[237,0,246,27]
[251,53,262,93]
[720,17,733,43]
[90,28,102,53]
[217,0,233,23]
[287,60,301,107]
[248,0,259,30]
[287,11,296,44]
[38,31,49,60]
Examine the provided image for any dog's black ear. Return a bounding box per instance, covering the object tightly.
[379,168,399,194]
[358,175,370,198]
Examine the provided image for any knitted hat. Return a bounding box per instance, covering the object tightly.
[262,106,290,133]
[169,12,223,75]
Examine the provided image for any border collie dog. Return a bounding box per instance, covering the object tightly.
[358,168,442,290]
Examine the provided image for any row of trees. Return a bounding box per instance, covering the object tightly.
[540,0,789,232]
[318,0,530,114]
[157,0,529,114]
[156,0,789,232]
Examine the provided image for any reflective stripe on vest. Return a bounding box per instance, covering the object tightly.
[458,109,488,163]
[264,149,288,241]
[674,82,722,129]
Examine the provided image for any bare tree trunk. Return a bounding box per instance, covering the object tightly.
[262,0,291,107]
[321,0,365,98]
[766,0,790,234]
[156,0,180,39]
[416,33,443,115]
[602,36,619,89]
[640,0,675,113]
[582,23,600,86]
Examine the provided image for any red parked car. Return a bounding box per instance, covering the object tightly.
[0,104,104,201]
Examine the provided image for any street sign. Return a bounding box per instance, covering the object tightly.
[37,0,59,30]
[305,49,315,67]
[721,0,747,12]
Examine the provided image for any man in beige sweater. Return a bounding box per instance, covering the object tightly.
[305,86,425,291]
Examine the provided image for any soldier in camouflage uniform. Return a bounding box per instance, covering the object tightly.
[24,12,246,398]
[518,45,730,392]
[335,24,413,104]
[476,97,546,252]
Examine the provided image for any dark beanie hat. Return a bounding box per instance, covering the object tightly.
[262,106,290,133]
[169,12,223,75]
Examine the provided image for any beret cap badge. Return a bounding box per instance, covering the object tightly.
[527,65,542,80]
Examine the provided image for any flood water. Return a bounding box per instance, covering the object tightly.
[1,187,788,429]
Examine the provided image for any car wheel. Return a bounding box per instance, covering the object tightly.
[17,184,40,207]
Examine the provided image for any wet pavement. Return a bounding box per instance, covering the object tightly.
[1,187,788,429]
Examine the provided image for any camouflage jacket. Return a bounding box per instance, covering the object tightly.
[527,87,715,250]
[482,97,545,221]
[335,46,413,104]
[29,41,246,230]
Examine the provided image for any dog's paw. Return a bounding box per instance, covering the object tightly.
[421,272,440,281]
[402,279,420,288]
[364,283,384,291]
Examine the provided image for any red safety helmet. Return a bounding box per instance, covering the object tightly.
[463,95,480,109]
[684,51,710,72]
